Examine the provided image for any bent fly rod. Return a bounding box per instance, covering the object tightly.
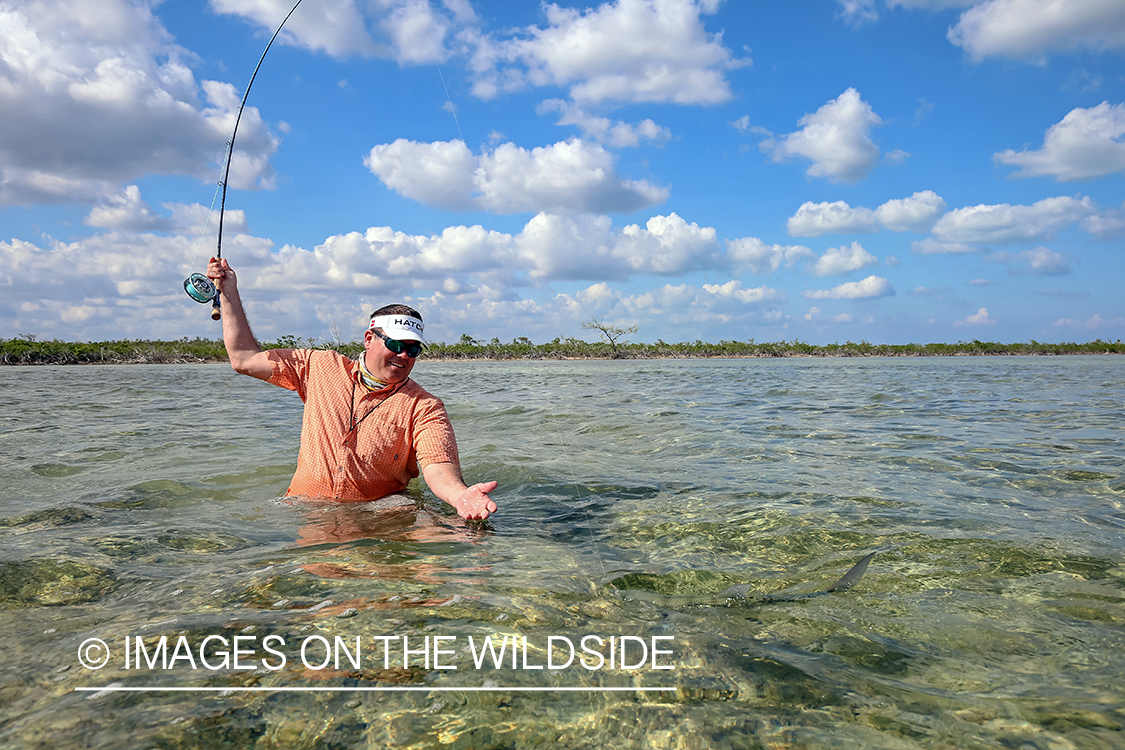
[183,0,306,321]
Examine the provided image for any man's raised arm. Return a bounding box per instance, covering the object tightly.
[206,257,273,381]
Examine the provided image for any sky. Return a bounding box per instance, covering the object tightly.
[1,0,1123,346]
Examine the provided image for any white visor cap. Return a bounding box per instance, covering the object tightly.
[369,314,425,344]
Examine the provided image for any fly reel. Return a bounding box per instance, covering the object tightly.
[184,273,222,320]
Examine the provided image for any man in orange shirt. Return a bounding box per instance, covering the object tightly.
[206,256,497,521]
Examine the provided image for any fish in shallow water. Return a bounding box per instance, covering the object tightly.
[612,551,876,608]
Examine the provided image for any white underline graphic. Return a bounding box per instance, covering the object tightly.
[76,686,676,693]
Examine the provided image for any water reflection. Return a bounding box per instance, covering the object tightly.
[282,493,493,618]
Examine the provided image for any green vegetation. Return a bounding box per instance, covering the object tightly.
[0,335,229,365]
[424,337,1125,360]
[2,333,1122,365]
[582,316,639,358]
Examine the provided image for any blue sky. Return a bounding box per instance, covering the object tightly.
[1,0,1123,346]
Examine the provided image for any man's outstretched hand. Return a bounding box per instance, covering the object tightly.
[457,480,498,521]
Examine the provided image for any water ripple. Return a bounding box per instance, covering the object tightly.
[1,357,1124,748]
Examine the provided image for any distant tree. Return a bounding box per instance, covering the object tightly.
[327,321,344,349]
[582,316,637,358]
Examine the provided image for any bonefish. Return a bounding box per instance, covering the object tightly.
[613,551,876,608]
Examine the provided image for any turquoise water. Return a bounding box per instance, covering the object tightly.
[1,357,1123,749]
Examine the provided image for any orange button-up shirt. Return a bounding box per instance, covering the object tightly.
[266,349,459,501]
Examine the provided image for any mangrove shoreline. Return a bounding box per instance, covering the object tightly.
[2,335,1123,365]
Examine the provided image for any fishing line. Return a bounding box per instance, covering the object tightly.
[183,0,306,321]
[184,181,221,279]
[435,64,608,585]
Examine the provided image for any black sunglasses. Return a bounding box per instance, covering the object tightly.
[373,330,423,358]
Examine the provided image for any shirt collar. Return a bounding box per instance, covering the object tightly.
[356,355,402,394]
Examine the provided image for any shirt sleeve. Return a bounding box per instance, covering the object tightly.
[413,396,460,469]
[266,349,315,400]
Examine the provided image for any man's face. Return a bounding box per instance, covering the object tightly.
[363,329,417,384]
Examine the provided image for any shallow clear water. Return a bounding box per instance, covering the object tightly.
[1,357,1123,749]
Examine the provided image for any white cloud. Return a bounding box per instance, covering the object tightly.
[886,0,977,8]
[994,102,1125,181]
[537,99,672,147]
[910,238,978,254]
[1081,202,1125,239]
[837,0,879,25]
[514,212,720,280]
[986,246,1073,275]
[163,201,249,238]
[787,191,947,237]
[725,237,814,274]
[699,280,786,305]
[948,0,1125,61]
[363,137,669,214]
[848,0,977,23]
[413,278,792,343]
[299,224,515,288]
[761,88,883,184]
[729,116,772,137]
[211,0,379,58]
[364,139,478,210]
[0,170,114,207]
[573,281,621,310]
[211,0,490,64]
[930,195,1095,244]
[1050,313,1125,330]
[84,185,173,231]
[537,279,785,337]
[478,0,747,105]
[953,307,995,326]
[787,200,877,237]
[836,0,977,29]
[802,275,894,300]
[0,230,223,328]
[875,190,947,232]
[1024,246,1072,275]
[884,148,911,165]
[617,213,720,273]
[0,0,278,205]
[615,280,785,321]
[264,211,715,291]
[378,0,455,63]
[441,0,478,25]
[514,213,618,280]
[477,139,671,214]
[810,241,879,277]
[1065,68,1103,92]
[0,206,729,340]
